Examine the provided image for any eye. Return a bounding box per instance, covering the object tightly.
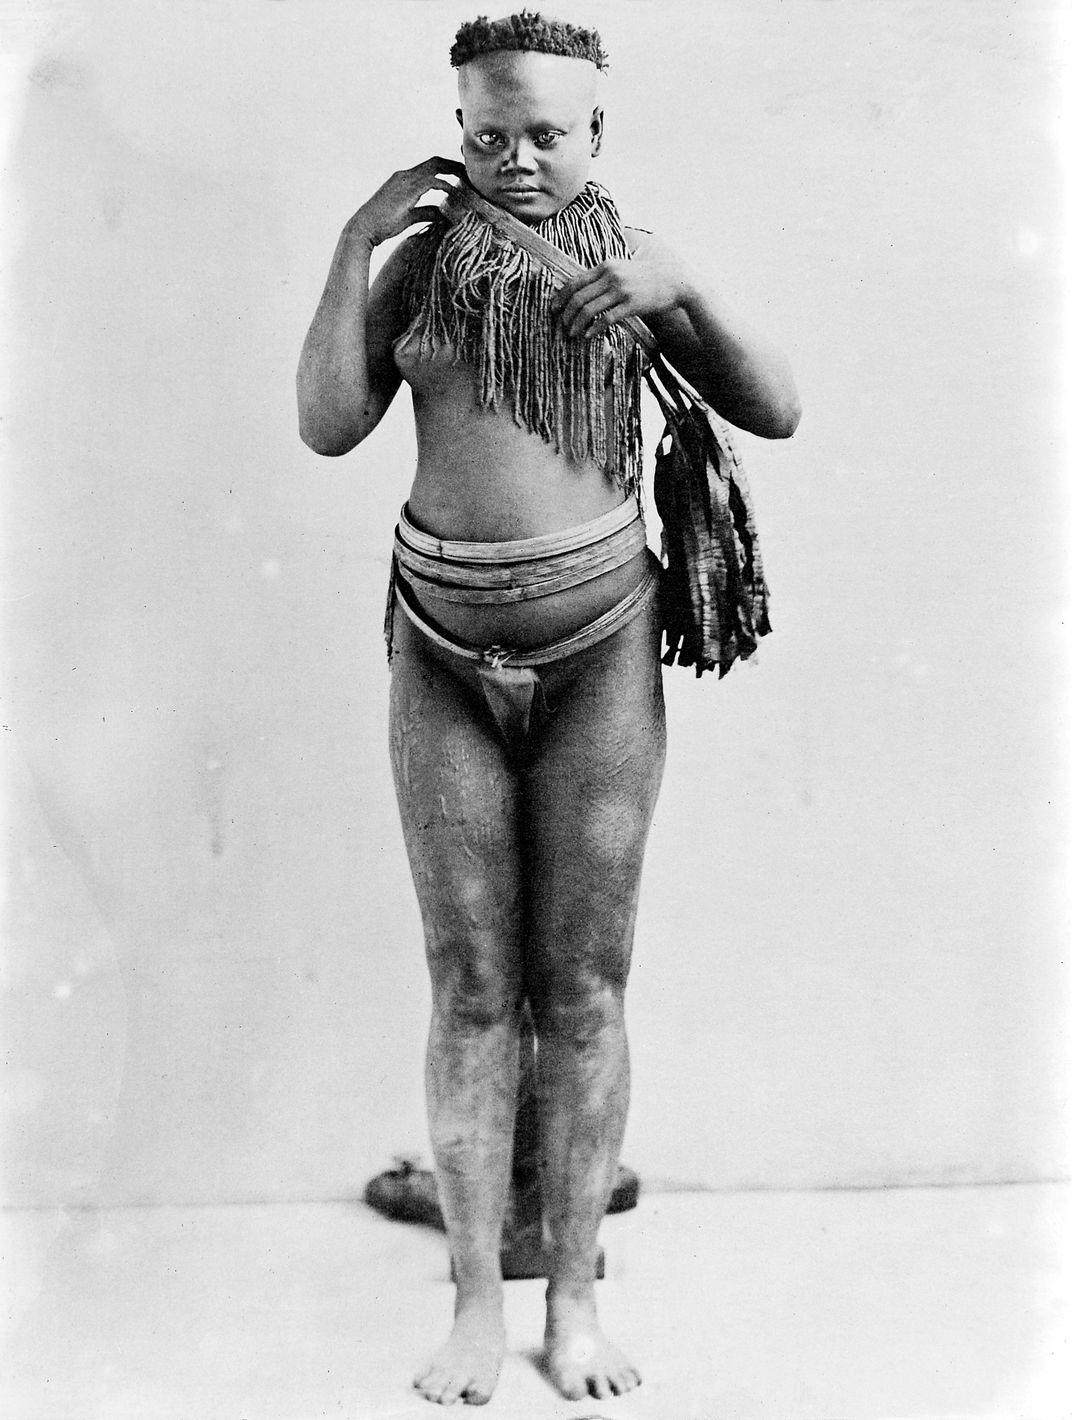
[475,132,506,150]
[534,131,561,149]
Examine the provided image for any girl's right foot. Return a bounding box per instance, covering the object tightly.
[413,1297,506,1407]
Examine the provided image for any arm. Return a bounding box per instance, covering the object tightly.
[549,229,801,440]
[296,156,466,456]
[297,228,403,455]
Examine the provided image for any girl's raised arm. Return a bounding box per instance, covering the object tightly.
[297,157,465,455]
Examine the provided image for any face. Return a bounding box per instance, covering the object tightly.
[456,51,603,223]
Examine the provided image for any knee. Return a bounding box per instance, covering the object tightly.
[529,971,625,1044]
[575,795,652,878]
[431,944,523,1032]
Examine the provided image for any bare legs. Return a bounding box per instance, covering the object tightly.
[390,624,521,1405]
[388,599,665,1404]
[525,606,665,1400]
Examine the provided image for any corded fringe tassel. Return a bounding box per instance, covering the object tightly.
[401,183,644,496]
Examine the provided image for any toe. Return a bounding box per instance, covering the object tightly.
[590,1375,611,1399]
[555,1371,587,1401]
[417,1366,448,1403]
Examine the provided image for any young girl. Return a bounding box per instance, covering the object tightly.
[298,12,798,1406]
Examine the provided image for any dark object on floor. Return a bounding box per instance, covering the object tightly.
[363,1004,639,1279]
[363,1158,638,1229]
[365,1162,613,1281]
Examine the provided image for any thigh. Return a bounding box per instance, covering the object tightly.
[521,595,667,998]
[388,611,525,997]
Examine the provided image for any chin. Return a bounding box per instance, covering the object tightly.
[491,193,553,223]
[468,178,580,224]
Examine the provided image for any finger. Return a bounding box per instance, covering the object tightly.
[407,206,442,227]
[549,265,606,317]
[429,155,469,176]
[549,273,583,314]
[419,178,458,198]
[558,274,614,334]
[563,278,617,337]
[568,285,617,338]
[582,300,632,339]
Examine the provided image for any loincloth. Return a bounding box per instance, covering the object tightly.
[386,502,660,751]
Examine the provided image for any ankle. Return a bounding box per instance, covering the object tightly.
[545,1278,597,1312]
[453,1278,505,1316]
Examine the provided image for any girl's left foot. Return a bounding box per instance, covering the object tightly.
[544,1288,641,1400]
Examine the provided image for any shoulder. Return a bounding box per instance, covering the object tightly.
[624,224,655,256]
[369,223,446,332]
[373,225,441,289]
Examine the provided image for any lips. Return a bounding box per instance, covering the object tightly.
[500,186,541,196]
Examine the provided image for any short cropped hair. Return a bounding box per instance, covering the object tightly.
[450,11,609,72]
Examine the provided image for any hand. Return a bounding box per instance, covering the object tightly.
[549,233,690,339]
[345,156,467,247]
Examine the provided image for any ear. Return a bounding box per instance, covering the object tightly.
[456,108,464,128]
[590,105,604,157]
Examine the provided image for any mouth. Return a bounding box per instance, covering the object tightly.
[499,186,541,197]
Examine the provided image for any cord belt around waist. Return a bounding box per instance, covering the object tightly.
[394,500,647,605]
[393,556,661,669]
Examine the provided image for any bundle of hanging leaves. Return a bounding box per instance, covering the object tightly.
[645,355,771,677]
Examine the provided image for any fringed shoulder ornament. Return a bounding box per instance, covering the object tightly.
[400,182,644,498]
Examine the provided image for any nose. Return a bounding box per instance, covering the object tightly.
[501,138,538,174]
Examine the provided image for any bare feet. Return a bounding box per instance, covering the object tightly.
[544,1289,641,1401]
[413,1298,506,1406]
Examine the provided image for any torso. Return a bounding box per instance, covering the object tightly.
[392,320,648,650]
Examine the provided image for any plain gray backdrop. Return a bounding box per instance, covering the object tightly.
[1,0,1067,1214]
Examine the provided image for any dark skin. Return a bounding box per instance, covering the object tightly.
[298,60,799,460]
[553,230,802,437]
[297,46,799,1408]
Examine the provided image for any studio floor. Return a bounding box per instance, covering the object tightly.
[2,1182,1067,1420]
